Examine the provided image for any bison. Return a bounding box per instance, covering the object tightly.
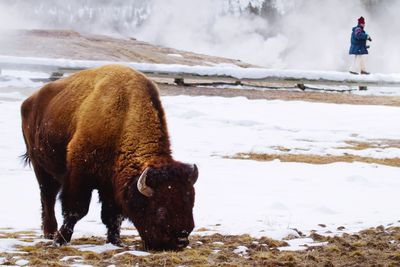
[21,64,198,250]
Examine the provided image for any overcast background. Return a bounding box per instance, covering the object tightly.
[0,0,398,72]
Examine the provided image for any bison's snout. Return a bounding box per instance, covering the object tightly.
[176,237,189,248]
[143,230,191,251]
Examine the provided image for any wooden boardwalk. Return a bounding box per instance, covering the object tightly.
[1,55,400,88]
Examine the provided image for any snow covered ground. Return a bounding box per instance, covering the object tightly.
[0,70,399,253]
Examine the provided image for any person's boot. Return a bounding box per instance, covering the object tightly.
[349,71,359,75]
[361,70,370,75]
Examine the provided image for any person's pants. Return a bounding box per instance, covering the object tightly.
[349,55,367,73]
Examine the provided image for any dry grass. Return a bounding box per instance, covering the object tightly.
[226,138,400,167]
[1,227,400,266]
[343,139,400,150]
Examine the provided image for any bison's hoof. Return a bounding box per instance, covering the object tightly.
[53,232,69,246]
[107,238,125,247]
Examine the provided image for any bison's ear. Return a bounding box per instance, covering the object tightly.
[189,164,198,185]
[137,167,154,197]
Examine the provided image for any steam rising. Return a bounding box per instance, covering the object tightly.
[0,0,399,72]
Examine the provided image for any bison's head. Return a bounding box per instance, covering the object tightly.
[126,162,198,251]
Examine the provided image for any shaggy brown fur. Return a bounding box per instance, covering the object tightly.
[21,65,198,250]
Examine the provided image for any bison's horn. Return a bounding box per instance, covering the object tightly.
[189,164,199,185]
[137,168,154,197]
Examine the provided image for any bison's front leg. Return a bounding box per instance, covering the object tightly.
[103,209,123,246]
[54,178,92,245]
[99,191,124,246]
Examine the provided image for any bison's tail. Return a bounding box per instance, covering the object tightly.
[20,152,31,167]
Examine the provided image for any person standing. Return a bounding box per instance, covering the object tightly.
[349,16,372,75]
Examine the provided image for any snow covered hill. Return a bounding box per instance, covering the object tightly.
[0,29,251,67]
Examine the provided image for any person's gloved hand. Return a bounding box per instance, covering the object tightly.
[368,36,372,42]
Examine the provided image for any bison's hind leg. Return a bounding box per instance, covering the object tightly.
[98,190,124,246]
[31,163,61,239]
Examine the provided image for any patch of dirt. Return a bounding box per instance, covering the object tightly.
[1,226,400,266]
[157,83,400,107]
[228,153,400,167]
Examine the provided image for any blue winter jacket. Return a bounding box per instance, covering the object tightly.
[349,25,369,55]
